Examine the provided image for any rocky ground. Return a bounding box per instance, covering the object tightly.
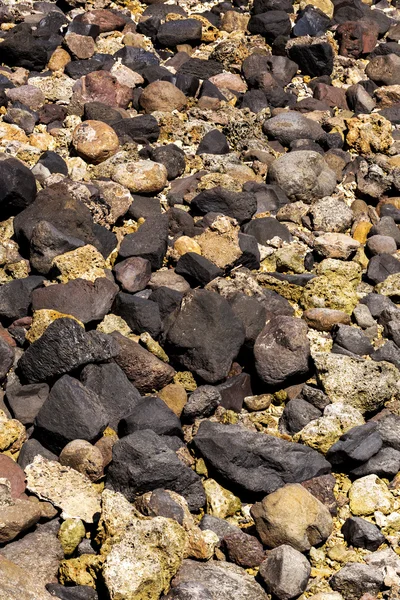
[1,0,400,599]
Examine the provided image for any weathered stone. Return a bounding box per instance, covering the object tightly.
[349,475,393,516]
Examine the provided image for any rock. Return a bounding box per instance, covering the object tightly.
[314,233,360,259]
[81,362,141,430]
[119,214,169,269]
[351,445,400,478]
[288,41,334,77]
[248,11,291,44]
[114,292,162,338]
[310,197,353,233]
[35,374,109,453]
[59,440,104,482]
[268,151,336,201]
[263,111,325,147]
[313,353,398,413]
[203,478,241,519]
[140,81,187,113]
[32,278,118,324]
[330,563,384,600]
[64,33,95,60]
[326,422,382,468]
[301,273,359,314]
[280,398,322,434]
[112,331,175,393]
[72,120,119,164]
[259,544,311,600]
[254,316,310,387]
[51,245,109,283]
[25,455,101,523]
[377,413,400,450]
[119,396,183,438]
[151,145,186,180]
[18,318,118,383]
[0,157,37,218]
[182,385,221,423]
[157,384,187,417]
[332,324,374,356]
[18,438,58,470]
[193,421,331,498]
[163,290,245,384]
[349,474,393,516]
[29,221,86,275]
[107,429,205,511]
[170,559,268,600]
[112,160,168,194]
[58,518,86,556]
[157,19,202,47]
[197,129,230,155]
[303,308,351,331]
[0,276,44,323]
[346,114,393,155]
[1,520,63,589]
[175,253,223,287]
[0,454,26,499]
[342,517,386,551]
[0,490,42,543]
[242,217,292,244]
[366,53,400,86]
[222,531,265,568]
[0,555,54,600]
[114,258,152,293]
[163,582,213,599]
[103,516,186,600]
[191,187,257,225]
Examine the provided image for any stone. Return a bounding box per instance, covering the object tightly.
[112,115,160,145]
[259,544,311,600]
[0,492,41,543]
[342,517,386,551]
[170,559,268,600]
[346,114,393,155]
[222,531,265,568]
[242,217,292,244]
[72,120,119,164]
[18,438,58,471]
[64,33,95,60]
[330,563,384,600]
[263,111,325,147]
[114,292,162,338]
[366,53,400,87]
[18,318,118,384]
[114,257,152,294]
[6,381,49,428]
[0,276,44,323]
[112,331,175,393]
[140,81,187,113]
[157,384,187,417]
[32,278,118,324]
[314,233,360,259]
[191,187,257,225]
[119,396,183,438]
[203,478,241,519]
[25,455,101,523]
[337,21,379,59]
[332,324,374,356]
[280,398,322,435]
[367,235,397,256]
[268,151,336,201]
[197,129,230,155]
[301,274,359,314]
[58,518,86,556]
[254,316,310,387]
[72,70,132,112]
[310,197,353,233]
[313,353,399,413]
[193,421,331,498]
[119,214,168,270]
[59,440,104,482]
[349,475,393,516]
[251,483,333,551]
[1,520,63,589]
[157,19,202,47]
[303,308,351,331]
[29,221,85,275]
[182,385,221,423]
[0,555,54,600]
[288,41,334,77]
[51,245,109,283]
[175,253,223,287]
[150,145,186,180]
[163,290,245,384]
[35,374,109,453]
[248,11,291,44]
[112,160,168,194]
[326,422,382,468]
[0,454,25,499]
[107,429,205,511]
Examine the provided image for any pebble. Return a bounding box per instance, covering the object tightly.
[72,120,119,164]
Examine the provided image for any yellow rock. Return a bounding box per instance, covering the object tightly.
[174,236,202,257]
[352,221,372,243]
[158,383,187,417]
[203,478,241,518]
[220,10,249,32]
[52,245,107,283]
[27,309,83,343]
[97,314,132,337]
[140,331,169,362]
[299,0,334,17]
[0,123,28,143]
[59,554,101,588]
[174,371,197,392]
[58,519,86,556]
[196,228,241,269]
[349,474,393,516]
[0,410,26,454]
[346,114,393,155]
[48,47,71,71]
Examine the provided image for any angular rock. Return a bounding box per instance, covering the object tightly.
[263,111,325,146]
[107,429,205,511]
[29,221,85,275]
[0,276,44,323]
[113,292,162,338]
[326,422,382,468]
[119,214,169,270]
[6,382,49,427]
[191,187,257,225]
[175,253,223,287]
[0,157,37,218]
[181,385,221,423]
[119,396,183,438]
[193,421,331,499]
[259,544,311,600]
[341,517,386,551]
[330,563,384,600]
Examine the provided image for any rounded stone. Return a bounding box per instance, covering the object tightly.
[112,160,168,193]
[139,81,187,113]
[114,257,152,293]
[59,439,104,482]
[72,120,119,164]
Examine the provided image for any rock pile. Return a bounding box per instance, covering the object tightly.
[1,0,400,599]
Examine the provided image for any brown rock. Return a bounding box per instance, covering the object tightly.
[95,432,118,469]
[72,120,119,164]
[75,70,132,110]
[0,455,25,499]
[0,498,41,543]
[64,33,95,60]
[209,73,247,93]
[79,9,127,33]
[113,257,152,293]
[301,473,337,516]
[222,531,265,568]
[112,331,175,393]
[59,439,104,482]
[0,555,53,600]
[302,308,351,331]
[314,83,349,109]
[158,383,187,417]
[220,10,249,32]
[251,483,333,552]
[48,47,71,72]
[139,81,187,113]
[336,21,379,58]
[112,160,168,194]
[314,232,360,259]
[6,85,45,110]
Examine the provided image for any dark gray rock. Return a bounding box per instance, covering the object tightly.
[196,130,230,155]
[0,157,37,218]
[280,398,322,435]
[288,41,334,77]
[113,292,162,338]
[150,144,185,180]
[199,515,241,542]
[216,373,252,413]
[248,11,291,44]
[254,316,311,388]
[259,544,311,600]
[157,19,202,47]
[182,385,221,423]
[113,257,152,293]
[242,217,292,244]
[0,276,44,323]
[369,216,400,247]
[29,220,85,275]
[193,420,331,499]
[107,429,205,511]
[331,323,374,356]
[191,187,257,225]
[377,413,400,450]
[31,278,118,324]
[35,374,109,453]
[229,293,267,347]
[342,517,386,551]
[46,584,98,600]
[350,446,400,478]
[326,423,383,468]
[0,339,14,382]
[18,318,118,383]
[175,252,223,287]
[17,438,58,470]
[330,563,384,600]
[366,254,400,285]
[163,290,245,384]
[81,362,142,430]
[6,382,49,427]
[163,582,213,600]
[119,396,183,438]
[119,214,168,269]
[299,384,331,410]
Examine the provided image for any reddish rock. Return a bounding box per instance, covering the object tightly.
[302,308,351,332]
[139,81,187,113]
[64,33,95,60]
[222,531,266,568]
[301,473,337,516]
[75,70,132,110]
[0,455,26,499]
[314,83,349,110]
[79,9,127,33]
[336,21,379,59]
